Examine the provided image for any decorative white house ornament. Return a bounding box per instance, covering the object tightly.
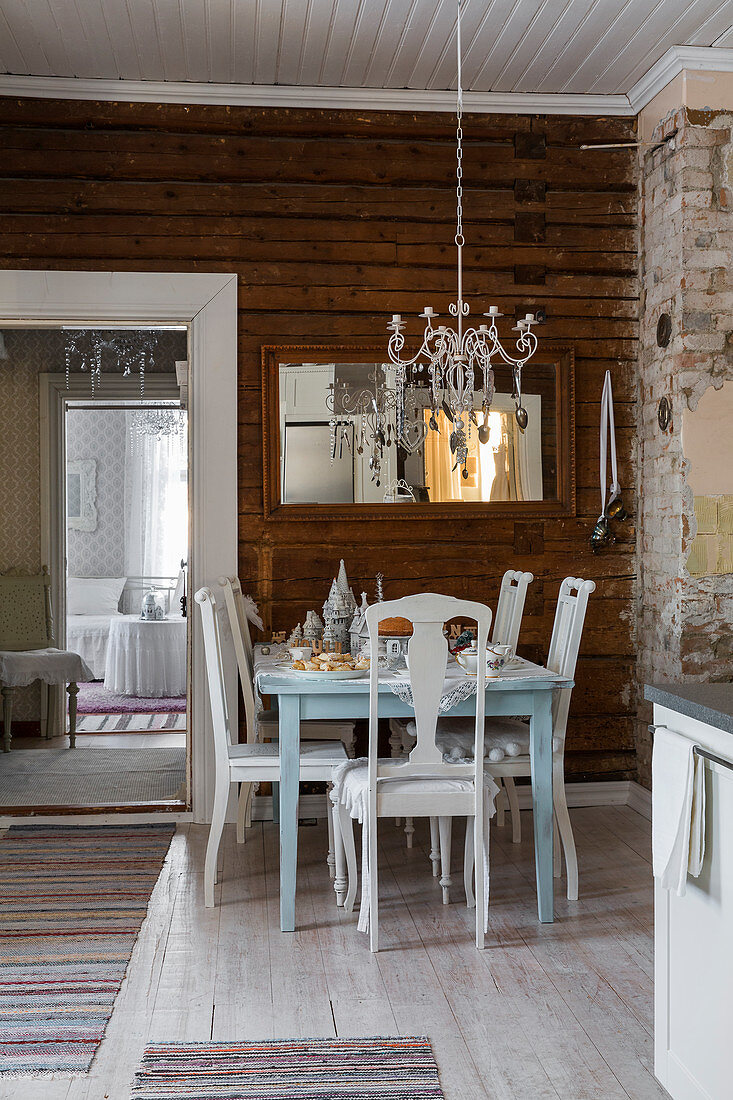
[322,560,358,649]
[384,0,540,477]
[349,592,370,656]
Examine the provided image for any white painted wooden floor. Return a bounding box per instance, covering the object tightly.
[0,806,668,1100]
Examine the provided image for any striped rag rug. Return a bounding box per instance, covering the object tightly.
[0,823,175,1078]
[130,1038,445,1099]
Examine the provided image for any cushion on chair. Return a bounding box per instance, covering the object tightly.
[331,758,496,822]
[0,648,94,688]
[404,716,531,763]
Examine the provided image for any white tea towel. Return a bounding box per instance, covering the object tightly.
[652,726,706,896]
[331,758,500,933]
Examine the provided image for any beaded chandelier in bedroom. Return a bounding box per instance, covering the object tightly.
[385,0,541,478]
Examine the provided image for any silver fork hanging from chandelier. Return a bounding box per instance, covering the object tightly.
[385,0,540,477]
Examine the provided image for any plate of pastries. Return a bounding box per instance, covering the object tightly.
[289,652,370,679]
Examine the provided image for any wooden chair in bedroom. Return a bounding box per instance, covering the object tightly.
[219,576,356,856]
[0,568,92,751]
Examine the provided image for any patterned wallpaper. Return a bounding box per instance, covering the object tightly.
[0,327,187,721]
[66,408,127,577]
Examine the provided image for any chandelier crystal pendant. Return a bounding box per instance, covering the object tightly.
[386,0,540,478]
[64,330,160,398]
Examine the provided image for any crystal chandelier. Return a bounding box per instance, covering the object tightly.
[131,407,186,441]
[64,330,161,397]
[386,0,540,478]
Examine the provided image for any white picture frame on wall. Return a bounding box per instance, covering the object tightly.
[67,458,97,531]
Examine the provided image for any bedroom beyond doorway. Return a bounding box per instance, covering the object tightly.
[0,326,190,812]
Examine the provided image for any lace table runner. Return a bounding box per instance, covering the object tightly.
[253,647,563,715]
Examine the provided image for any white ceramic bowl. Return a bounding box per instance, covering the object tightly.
[289,645,313,662]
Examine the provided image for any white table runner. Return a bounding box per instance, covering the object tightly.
[253,647,562,713]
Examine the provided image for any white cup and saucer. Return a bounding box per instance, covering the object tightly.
[455,643,513,678]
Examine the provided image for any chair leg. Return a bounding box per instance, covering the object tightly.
[429,817,440,877]
[332,795,347,906]
[326,787,336,879]
[43,683,52,739]
[236,783,252,844]
[503,776,521,843]
[404,817,415,848]
[495,780,506,827]
[463,821,475,909]
[473,812,485,950]
[553,760,578,901]
[338,804,359,913]
[438,816,452,905]
[204,779,230,908]
[2,687,13,752]
[66,683,78,749]
[389,724,403,824]
[368,811,379,953]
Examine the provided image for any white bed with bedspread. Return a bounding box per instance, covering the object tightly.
[65,577,127,680]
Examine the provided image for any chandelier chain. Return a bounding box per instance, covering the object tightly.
[455,0,464,250]
[383,0,540,476]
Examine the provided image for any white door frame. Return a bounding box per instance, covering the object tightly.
[0,271,238,823]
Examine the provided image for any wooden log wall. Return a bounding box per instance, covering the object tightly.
[0,98,638,780]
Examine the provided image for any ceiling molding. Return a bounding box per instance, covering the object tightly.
[3,45,733,118]
[627,45,733,114]
[0,74,633,116]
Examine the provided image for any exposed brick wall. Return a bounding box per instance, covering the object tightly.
[637,107,733,785]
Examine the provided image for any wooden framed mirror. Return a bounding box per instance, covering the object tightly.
[262,343,575,521]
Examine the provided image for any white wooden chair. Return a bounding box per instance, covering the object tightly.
[331,593,499,952]
[0,568,92,751]
[219,576,356,853]
[196,585,348,908]
[388,569,534,853]
[442,576,595,901]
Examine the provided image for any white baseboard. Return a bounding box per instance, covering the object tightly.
[0,811,193,827]
[251,780,647,822]
[626,780,652,820]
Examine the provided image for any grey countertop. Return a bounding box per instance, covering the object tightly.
[645,683,733,735]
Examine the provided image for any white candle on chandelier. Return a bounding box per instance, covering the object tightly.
[487,306,500,315]
[391,314,402,325]
[525,313,535,322]
[422,306,435,317]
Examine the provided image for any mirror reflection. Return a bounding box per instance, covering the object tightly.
[278,360,557,505]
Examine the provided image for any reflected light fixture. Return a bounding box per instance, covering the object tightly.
[385,0,540,478]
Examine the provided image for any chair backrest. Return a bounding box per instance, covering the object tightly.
[546,576,595,739]
[195,586,233,767]
[219,576,258,741]
[365,593,492,780]
[492,569,534,651]
[0,567,54,652]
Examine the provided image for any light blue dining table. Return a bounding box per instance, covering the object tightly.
[255,649,572,933]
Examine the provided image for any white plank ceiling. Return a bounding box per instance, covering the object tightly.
[0,0,731,95]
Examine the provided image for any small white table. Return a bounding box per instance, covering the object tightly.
[104,615,187,697]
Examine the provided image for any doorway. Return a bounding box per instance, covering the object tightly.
[0,327,191,812]
[0,269,238,823]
